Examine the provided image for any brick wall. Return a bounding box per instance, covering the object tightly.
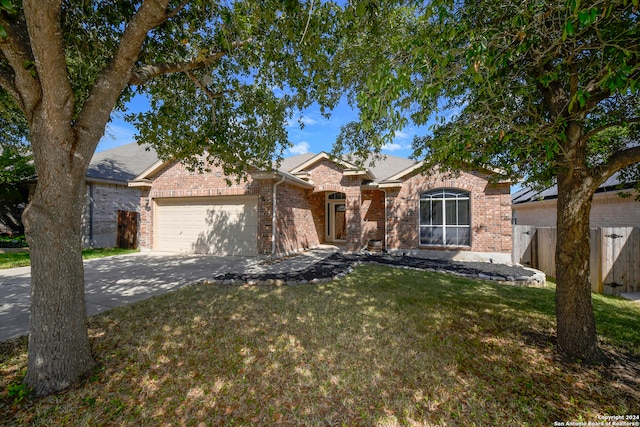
[147,160,261,198]
[139,188,153,250]
[275,183,320,254]
[387,169,512,253]
[361,189,385,244]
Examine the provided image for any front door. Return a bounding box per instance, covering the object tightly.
[331,203,346,241]
[327,192,347,242]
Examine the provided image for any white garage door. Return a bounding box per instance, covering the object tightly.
[155,196,258,256]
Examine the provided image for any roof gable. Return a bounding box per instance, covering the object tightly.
[287,152,376,180]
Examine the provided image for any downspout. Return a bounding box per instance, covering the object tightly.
[381,188,388,252]
[88,183,94,246]
[272,174,286,256]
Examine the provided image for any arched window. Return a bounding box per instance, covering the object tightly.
[419,189,470,246]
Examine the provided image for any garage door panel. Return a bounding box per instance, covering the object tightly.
[155,196,257,256]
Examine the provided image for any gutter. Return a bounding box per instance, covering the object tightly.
[272,174,286,256]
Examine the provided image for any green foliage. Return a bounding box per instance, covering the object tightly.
[105,0,342,173]
[336,0,640,189]
[0,142,33,188]
[0,139,33,234]
[0,235,27,248]
[7,381,31,404]
[2,1,343,174]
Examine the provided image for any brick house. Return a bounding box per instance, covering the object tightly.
[512,172,640,227]
[130,151,512,257]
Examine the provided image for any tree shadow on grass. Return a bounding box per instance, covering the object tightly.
[2,265,638,425]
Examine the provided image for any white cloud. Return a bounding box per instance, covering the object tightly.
[289,141,310,155]
[287,115,320,128]
[382,142,404,152]
[394,130,410,140]
[300,116,318,126]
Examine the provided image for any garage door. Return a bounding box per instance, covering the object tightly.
[155,196,258,255]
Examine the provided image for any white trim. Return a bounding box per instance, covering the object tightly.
[128,179,153,188]
[288,151,375,180]
[131,159,171,181]
[418,189,471,247]
[288,152,359,174]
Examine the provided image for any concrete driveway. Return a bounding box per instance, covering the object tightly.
[0,252,267,342]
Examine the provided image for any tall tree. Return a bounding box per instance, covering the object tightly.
[0,0,339,396]
[334,0,640,360]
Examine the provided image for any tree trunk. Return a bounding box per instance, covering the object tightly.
[22,131,95,396]
[555,171,601,361]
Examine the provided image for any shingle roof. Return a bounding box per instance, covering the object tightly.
[361,153,417,182]
[277,152,317,173]
[278,151,417,182]
[512,171,637,204]
[87,142,159,183]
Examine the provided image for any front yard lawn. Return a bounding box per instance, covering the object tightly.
[0,248,139,269]
[2,265,639,425]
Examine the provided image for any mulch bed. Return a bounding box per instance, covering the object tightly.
[212,252,541,285]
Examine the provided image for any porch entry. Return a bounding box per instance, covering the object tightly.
[326,192,346,242]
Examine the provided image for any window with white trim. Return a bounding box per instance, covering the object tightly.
[419,189,471,246]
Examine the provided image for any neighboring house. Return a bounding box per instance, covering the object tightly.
[512,172,640,227]
[129,151,512,257]
[21,142,159,248]
[82,142,159,248]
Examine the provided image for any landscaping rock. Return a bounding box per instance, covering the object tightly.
[211,252,545,287]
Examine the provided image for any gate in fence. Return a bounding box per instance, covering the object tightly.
[512,225,640,294]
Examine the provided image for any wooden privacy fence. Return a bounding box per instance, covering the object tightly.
[512,225,640,294]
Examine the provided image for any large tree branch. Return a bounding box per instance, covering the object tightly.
[73,0,173,158]
[23,0,74,124]
[582,56,640,112]
[185,71,226,100]
[597,145,640,184]
[129,39,251,86]
[0,10,40,116]
[166,0,191,20]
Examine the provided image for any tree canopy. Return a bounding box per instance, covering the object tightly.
[1,0,342,396]
[335,0,640,186]
[332,0,640,360]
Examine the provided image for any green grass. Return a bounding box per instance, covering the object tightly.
[0,248,139,269]
[1,265,639,426]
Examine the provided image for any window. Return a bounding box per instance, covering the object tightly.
[419,189,470,246]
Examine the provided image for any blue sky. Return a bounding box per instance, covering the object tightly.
[96,94,420,160]
[97,93,522,192]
